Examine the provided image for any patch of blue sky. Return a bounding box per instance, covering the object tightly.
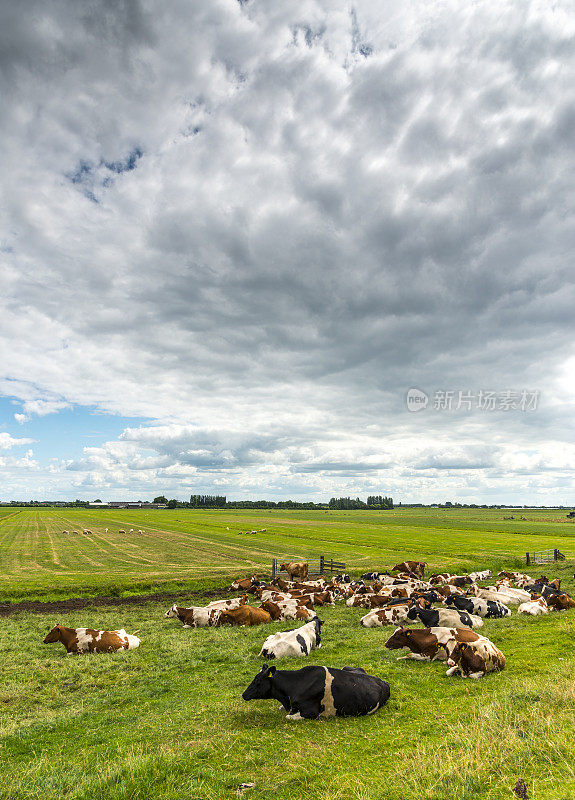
[0,396,150,462]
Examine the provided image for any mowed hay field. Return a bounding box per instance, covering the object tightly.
[1,509,575,800]
[2,507,575,601]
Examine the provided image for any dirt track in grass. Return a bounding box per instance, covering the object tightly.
[0,586,231,616]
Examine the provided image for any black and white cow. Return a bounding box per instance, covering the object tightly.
[361,572,389,581]
[258,619,323,659]
[444,593,511,618]
[333,574,351,584]
[242,664,390,719]
[406,606,484,629]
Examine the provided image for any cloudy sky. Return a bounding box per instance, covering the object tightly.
[1,0,574,504]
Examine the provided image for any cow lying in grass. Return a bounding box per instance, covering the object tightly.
[242,664,390,719]
[468,570,491,581]
[205,595,248,610]
[218,606,272,626]
[406,606,484,629]
[518,596,548,615]
[547,593,575,611]
[164,605,222,628]
[446,637,506,678]
[445,593,511,618]
[259,600,317,621]
[384,626,481,661]
[392,560,426,578]
[360,604,413,627]
[229,576,261,592]
[43,624,140,654]
[259,619,323,659]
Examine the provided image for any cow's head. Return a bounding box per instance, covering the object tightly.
[164,605,179,618]
[43,624,62,643]
[242,664,277,701]
[384,627,411,649]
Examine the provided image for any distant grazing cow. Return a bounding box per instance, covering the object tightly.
[406,606,484,629]
[118,529,125,534]
[259,619,323,659]
[218,606,272,626]
[446,637,505,678]
[444,594,511,618]
[62,530,68,534]
[43,624,140,654]
[280,562,309,581]
[164,605,221,628]
[259,600,317,621]
[242,663,390,719]
[518,596,548,615]
[392,561,426,578]
[384,626,481,661]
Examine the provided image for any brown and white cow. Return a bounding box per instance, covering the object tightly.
[517,596,548,615]
[384,626,481,661]
[360,605,413,627]
[206,595,248,610]
[446,637,505,678]
[279,562,309,581]
[392,561,426,578]
[546,593,575,611]
[259,600,317,621]
[229,576,260,592]
[43,624,140,654]
[164,605,221,628]
[218,605,272,626]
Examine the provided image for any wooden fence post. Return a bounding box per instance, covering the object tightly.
[272,559,276,579]
[526,552,530,565]
[554,549,558,561]
[320,555,324,574]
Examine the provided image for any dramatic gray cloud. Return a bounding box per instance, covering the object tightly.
[1,0,575,501]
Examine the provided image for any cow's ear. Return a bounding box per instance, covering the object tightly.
[268,666,276,676]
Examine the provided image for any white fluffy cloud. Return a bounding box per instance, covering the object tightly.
[1,0,575,501]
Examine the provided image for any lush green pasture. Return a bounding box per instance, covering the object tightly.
[1,591,575,800]
[1,508,575,799]
[1,507,575,601]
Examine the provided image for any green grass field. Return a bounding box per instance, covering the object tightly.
[1,508,575,800]
[1,507,575,602]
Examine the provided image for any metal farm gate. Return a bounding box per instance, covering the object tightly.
[526,548,566,565]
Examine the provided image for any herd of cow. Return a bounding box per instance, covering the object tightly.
[42,558,574,721]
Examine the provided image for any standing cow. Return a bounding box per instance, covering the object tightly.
[280,562,309,581]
